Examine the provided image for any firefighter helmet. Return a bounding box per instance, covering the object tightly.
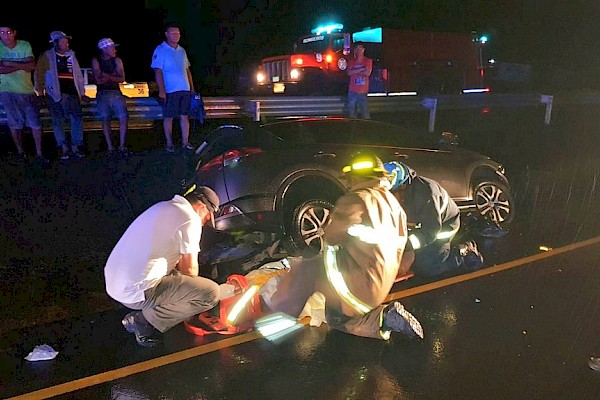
[383,161,410,190]
[341,153,388,178]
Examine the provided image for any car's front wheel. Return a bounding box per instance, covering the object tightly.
[288,199,334,257]
[474,181,514,227]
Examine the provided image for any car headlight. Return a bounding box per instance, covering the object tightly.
[290,68,300,80]
[256,72,265,84]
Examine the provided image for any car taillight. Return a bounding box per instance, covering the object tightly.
[198,155,223,172]
[223,148,263,167]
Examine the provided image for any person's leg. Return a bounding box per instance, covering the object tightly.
[97,93,114,151]
[21,93,45,158]
[31,128,43,158]
[1,93,25,155]
[266,255,324,317]
[180,115,190,147]
[347,91,357,118]
[163,92,176,151]
[48,96,69,157]
[358,94,370,119]
[111,92,128,150]
[141,271,219,333]
[179,91,192,147]
[411,240,458,277]
[65,95,84,152]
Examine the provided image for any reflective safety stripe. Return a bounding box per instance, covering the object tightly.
[409,234,421,250]
[436,225,459,240]
[347,224,407,248]
[324,245,372,315]
[440,190,449,215]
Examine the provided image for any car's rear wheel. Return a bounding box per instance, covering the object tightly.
[474,181,514,226]
[288,199,334,257]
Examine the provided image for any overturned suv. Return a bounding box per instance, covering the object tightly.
[192,118,513,257]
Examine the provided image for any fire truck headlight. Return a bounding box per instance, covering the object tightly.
[256,72,265,84]
[290,69,300,80]
[338,58,347,71]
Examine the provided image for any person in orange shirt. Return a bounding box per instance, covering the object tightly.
[346,43,372,119]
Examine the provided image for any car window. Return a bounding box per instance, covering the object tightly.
[261,119,435,148]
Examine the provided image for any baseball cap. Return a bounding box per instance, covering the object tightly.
[98,38,119,49]
[183,184,220,228]
[49,31,71,42]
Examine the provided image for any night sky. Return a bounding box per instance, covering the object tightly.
[4,0,599,94]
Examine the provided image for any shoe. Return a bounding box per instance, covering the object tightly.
[16,152,28,162]
[121,311,162,347]
[72,150,86,159]
[118,146,128,155]
[382,301,424,339]
[590,357,600,372]
[36,156,50,168]
[165,145,175,153]
[182,143,194,150]
[60,151,70,161]
[459,240,484,271]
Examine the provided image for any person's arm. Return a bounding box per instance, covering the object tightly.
[186,67,194,93]
[177,252,199,276]
[154,68,166,100]
[407,185,443,250]
[33,52,48,95]
[323,193,363,245]
[0,56,35,73]
[363,58,373,77]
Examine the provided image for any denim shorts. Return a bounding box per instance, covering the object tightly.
[163,90,191,118]
[96,90,128,120]
[0,92,42,129]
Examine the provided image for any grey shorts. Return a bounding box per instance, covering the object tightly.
[96,90,128,120]
[163,90,192,118]
[0,92,42,129]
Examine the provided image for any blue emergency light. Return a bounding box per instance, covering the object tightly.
[311,23,344,35]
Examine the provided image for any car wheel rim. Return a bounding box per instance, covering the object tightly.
[475,183,511,225]
[299,205,331,252]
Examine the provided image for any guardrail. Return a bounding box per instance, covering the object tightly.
[0,93,557,132]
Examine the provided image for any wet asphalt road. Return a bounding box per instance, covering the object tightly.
[2,100,600,398]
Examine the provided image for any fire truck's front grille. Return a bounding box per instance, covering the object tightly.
[263,60,290,82]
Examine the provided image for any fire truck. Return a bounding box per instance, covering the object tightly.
[252,23,489,96]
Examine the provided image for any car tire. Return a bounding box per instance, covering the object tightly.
[474,180,514,227]
[287,199,334,257]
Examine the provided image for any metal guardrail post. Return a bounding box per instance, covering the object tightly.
[421,97,438,133]
[540,95,553,125]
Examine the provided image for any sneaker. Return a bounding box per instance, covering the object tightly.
[121,311,162,347]
[118,146,128,155]
[382,301,424,339]
[60,151,70,161]
[165,145,175,154]
[589,357,600,372]
[36,156,50,168]
[16,152,28,162]
[182,143,194,151]
[72,150,85,159]
[459,240,484,271]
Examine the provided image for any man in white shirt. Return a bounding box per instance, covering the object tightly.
[150,23,195,153]
[104,185,220,347]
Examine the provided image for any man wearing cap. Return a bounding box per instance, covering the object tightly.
[263,154,423,341]
[92,38,128,155]
[104,185,221,347]
[34,30,88,160]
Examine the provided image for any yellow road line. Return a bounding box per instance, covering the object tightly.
[9,235,600,400]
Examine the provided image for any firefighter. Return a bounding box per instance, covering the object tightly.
[262,153,423,340]
[383,161,484,278]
